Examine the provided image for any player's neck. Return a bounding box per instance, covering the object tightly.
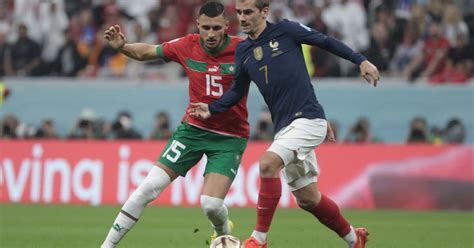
[249,21,267,40]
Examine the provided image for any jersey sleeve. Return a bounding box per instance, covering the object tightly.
[209,45,251,114]
[283,19,367,65]
[155,36,188,62]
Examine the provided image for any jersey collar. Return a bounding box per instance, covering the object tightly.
[200,35,231,56]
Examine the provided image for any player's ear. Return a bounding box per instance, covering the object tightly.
[225,20,229,30]
[261,7,269,20]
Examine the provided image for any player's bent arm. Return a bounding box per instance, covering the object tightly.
[208,79,250,115]
[119,43,159,61]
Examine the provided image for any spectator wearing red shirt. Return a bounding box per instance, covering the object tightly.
[403,21,450,82]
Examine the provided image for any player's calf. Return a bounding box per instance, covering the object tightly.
[101,166,171,247]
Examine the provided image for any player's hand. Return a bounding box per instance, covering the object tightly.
[104,25,126,50]
[189,102,212,119]
[325,121,336,143]
[359,60,379,87]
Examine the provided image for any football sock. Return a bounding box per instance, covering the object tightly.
[345,226,358,248]
[251,230,268,244]
[252,177,281,243]
[201,195,230,236]
[101,166,171,247]
[311,194,353,240]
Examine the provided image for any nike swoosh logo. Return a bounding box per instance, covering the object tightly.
[257,206,269,210]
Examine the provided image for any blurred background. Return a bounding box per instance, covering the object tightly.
[0,0,472,142]
[0,0,473,247]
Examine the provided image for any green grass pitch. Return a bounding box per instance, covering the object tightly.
[1,204,472,247]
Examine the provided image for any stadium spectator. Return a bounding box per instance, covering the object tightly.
[267,0,294,23]
[68,108,104,139]
[439,32,472,83]
[150,111,172,140]
[35,118,59,139]
[289,0,312,25]
[156,3,180,43]
[0,113,19,139]
[408,4,431,39]
[12,0,43,43]
[390,21,424,75]
[344,117,380,143]
[4,24,41,76]
[15,122,37,139]
[110,111,142,139]
[362,21,394,72]
[441,4,469,46]
[307,5,341,77]
[407,116,429,143]
[322,0,369,76]
[38,1,69,75]
[443,118,465,144]
[55,29,87,77]
[403,21,451,82]
[426,0,445,22]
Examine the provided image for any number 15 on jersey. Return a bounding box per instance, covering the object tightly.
[206,74,223,96]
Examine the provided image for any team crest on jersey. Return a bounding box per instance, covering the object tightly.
[253,46,263,61]
[269,39,279,51]
[270,39,283,57]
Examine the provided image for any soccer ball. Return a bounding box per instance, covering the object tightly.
[209,235,242,248]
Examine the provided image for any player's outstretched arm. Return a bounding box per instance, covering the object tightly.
[359,60,380,87]
[104,25,159,61]
[189,103,212,120]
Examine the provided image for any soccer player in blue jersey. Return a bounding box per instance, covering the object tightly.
[190,0,379,247]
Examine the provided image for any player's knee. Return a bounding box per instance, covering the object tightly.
[200,195,224,216]
[296,197,318,212]
[259,153,282,177]
[130,166,171,204]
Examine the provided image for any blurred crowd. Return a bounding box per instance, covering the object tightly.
[1,108,172,140]
[0,107,466,144]
[0,0,472,83]
[252,108,466,144]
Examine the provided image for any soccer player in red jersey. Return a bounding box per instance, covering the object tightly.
[100,2,248,247]
[190,0,379,247]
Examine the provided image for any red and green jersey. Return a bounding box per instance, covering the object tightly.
[156,34,249,138]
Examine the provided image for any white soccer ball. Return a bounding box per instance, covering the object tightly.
[209,235,242,248]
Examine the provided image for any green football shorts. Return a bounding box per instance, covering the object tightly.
[157,122,247,180]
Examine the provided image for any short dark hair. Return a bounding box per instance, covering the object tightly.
[199,1,225,17]
[255,0,270,11]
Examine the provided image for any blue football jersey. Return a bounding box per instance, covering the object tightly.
[209,19,367,133]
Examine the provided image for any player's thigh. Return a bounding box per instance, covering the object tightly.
[269,118,327,159]
[204,135,247,182]
[157,124,205,177]
[202,173,233,199]
[282,149,320,191]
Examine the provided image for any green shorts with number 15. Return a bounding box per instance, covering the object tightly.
[157,123,247,180]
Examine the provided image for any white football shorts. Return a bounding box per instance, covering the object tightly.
[268,118,327,191]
